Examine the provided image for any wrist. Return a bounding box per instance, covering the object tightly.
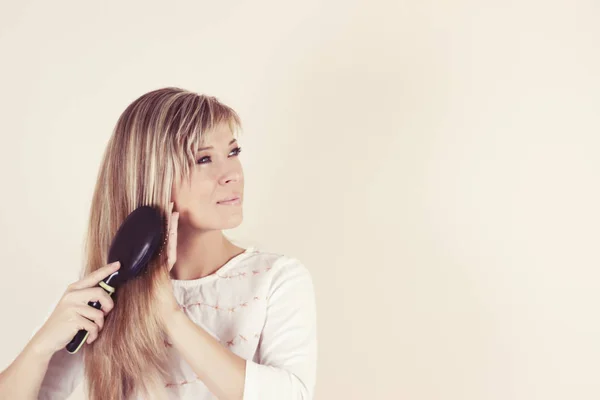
[23,338,54,364]
[161,306,186,330]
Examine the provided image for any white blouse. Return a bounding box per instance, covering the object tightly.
[36,246,318,399]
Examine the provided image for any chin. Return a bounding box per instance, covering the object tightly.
[188,213,243,231]
[222,214,243,229]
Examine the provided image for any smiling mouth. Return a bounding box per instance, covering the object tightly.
[217,197,241,205]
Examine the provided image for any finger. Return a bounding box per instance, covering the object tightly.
[69,262,120,291]
[167,212,178,265]
[171,212,179,235]
[165,202,174,234]
[85,324,99,344]
[167,212,178,270]
[75,305,105,330]
[70,287,115,313]
[75,315,99,343]
[167,202,173,224]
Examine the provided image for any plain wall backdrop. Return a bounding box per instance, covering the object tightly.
[1,1,599,399]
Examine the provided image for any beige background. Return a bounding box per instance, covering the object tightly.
[1,1,599,399]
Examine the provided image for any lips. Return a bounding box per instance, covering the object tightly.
[217,195,241,204]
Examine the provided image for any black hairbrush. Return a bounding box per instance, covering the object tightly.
[65,205,166,354]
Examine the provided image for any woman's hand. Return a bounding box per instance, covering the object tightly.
[156,201,180,324]
[29,262,120,358]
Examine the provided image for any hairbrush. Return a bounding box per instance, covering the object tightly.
[65,205,167,354]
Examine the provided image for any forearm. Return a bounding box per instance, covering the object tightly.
[165,310,246,400]
[0,339,53,399]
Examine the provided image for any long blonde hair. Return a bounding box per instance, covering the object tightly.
[79,87,242,399]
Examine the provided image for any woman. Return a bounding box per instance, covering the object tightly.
[0,87,317,399]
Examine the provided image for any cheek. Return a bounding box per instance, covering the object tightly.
[176,180,215,206]
[193,180,216,200]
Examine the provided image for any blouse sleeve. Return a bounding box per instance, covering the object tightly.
[38,348,83,400]
[243,257,318,400]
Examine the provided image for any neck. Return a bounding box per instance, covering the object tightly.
[170,225,245,280]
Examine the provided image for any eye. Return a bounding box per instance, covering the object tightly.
[231,146,243,156]
[196,146,243,164]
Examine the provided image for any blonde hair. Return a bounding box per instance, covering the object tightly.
[79,87,242,399]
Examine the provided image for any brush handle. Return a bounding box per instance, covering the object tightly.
[65,284,114,354]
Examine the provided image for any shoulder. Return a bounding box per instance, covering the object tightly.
[247,248,315,303]
[231,246,316,299]
[248,247,313,282]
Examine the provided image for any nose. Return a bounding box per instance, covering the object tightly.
[218,166,242,185]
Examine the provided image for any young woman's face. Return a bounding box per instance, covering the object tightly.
[171,122,244,231]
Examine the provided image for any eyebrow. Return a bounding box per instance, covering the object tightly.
[196,138,237,152]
